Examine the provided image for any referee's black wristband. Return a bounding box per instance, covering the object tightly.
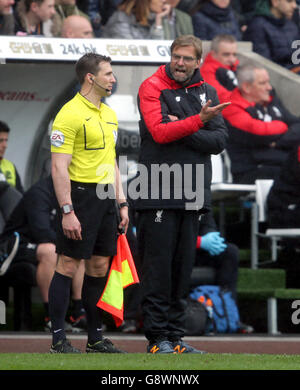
[119,202,129,209]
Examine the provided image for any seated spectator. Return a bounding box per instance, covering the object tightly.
[101,0,171,39]
[231,0,257,32]
[162,0,194,39]
[61,14,94,37]
[194,211,237,299]
[267,143,300,288]
[84,0,122,37]
[200,34,239,103]
[0,176,87,332]
[0,121,23,193]
[54,0,90,36]
[14,0,59,36]
[267,143,300,229]
[176,0,199,14]
[223,63,300,184]
[0,0,15,35]
[55,0,89,19]
[192,0,242,41]
[193,210,254,333]
[243,0,300,72]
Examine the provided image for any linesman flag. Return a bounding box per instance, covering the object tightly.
[97,233,139,327]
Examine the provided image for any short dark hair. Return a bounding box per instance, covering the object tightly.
[0,121,10,133]
[170,35,203,60]
[75,53,112,85]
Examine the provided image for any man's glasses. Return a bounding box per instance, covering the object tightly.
[171,54,197,64]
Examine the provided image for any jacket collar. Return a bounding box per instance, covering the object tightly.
[202,52,239,72]
[164,63,204,89]
[200,2,232,22]
[229,88,273,109]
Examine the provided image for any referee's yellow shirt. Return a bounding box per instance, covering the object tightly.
[50,93,118,184]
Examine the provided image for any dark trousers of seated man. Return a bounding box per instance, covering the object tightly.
[194,242,239,301]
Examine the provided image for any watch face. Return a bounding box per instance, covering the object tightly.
[62,204,73,214]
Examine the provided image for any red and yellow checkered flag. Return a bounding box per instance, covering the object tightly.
[97,234,139,327]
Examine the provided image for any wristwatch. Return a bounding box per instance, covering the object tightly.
[119,202,129,209]
[61,204,74,214]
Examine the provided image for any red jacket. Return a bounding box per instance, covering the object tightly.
[223,89,288,137]
[135,64,228,210]
[222,88,300,177]
[138,65,204,144]
[200,52,239,103]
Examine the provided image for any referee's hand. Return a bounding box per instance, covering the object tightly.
[119,207,129,234]
[62,213,82,240]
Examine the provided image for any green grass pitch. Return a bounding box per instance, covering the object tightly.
[1,353,300,370]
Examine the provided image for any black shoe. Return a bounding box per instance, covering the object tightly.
[147,340,176,354]
[50,338,81,353]
[86,338,127,353]
[0,232,20,276]
[237,322,254,334]
[172,340,207,354]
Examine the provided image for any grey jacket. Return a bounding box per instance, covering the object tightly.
[101,10,165,39]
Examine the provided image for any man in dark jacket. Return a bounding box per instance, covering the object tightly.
[243,0,299,71]
[135,35,229,354]
[200,34,239,103]
[192,0,242,41]
[223,63,300,184]
[266,143,300,288]
[195,211,238,300]
[193,210,254,333]
[267,143,300,228]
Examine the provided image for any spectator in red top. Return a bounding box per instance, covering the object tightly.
[200,34,239,103]
[223,63,300,184]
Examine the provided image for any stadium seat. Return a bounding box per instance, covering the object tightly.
[250,179,300,269]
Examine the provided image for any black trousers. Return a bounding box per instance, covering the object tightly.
[137,209,199,342]
[194,243,239,301]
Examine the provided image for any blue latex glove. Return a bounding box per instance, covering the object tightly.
[200,232,227,256]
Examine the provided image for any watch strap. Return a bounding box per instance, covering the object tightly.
[119,202,129,209]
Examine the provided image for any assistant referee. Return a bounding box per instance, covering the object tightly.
[48,53,129,353]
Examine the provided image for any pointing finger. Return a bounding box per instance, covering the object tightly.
[215,102,231,111]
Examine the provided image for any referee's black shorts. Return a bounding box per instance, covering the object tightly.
[55,181,118,260]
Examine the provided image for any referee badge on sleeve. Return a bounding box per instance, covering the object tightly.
[50,130,65,147]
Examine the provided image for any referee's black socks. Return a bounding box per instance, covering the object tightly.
[48,271,72,345]
[82,273,107,345]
